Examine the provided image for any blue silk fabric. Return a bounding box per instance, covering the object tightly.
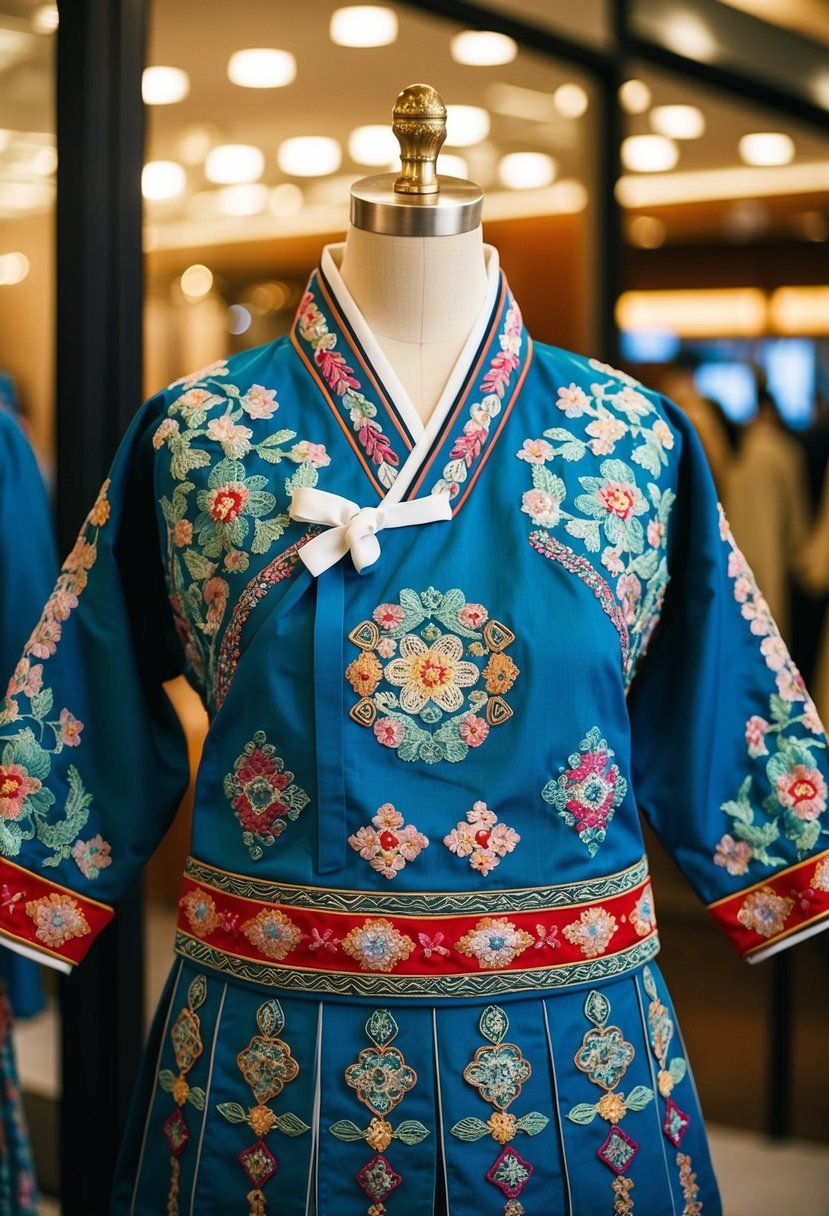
[1,265,828,1216]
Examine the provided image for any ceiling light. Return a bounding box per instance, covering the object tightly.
[142,66,190,105]
[180,265,213,299]
[0,252,29,285]
[450,30,516,66]
[227,48,296,89]
[498,152,556,190]
[33,5,58,33]
[205,144,265,184]
[621,135,679,173]
[0,182,53,212]
[143,226,159,252]
[277,136,341,177]
[329,6,398,47]
[619,79,651,115]
[438,154,468,179]
[770,287,829,335]
[617,161,829,207]
[269,183,304,216]
[739,132,795,167]
[627,215,666,249]
[348,125,398,166]
[216,184,269,216]
[650,104,704,140]
[445,105,490,147]
[617,289,766,338]
[662,13,718,62]
[228,304,252,335]
[553,83,588,119]
[141,161,186,200]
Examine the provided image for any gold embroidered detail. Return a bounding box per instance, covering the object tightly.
[159,975,208,1215]
[349,697,377,727]
[341,918,415,972]
[346,651,383,697]
[612,1175,635,1214]
[562,906,619,958]
[179,888,220,938]
[25,893,90,949]
[677,1153,703,1215]
[482,651,520,695]
[241,909,302,960]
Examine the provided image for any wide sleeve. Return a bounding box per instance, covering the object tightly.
[627,400,829,962]
[0,397,191,973]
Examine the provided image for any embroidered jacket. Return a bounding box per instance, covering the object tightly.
[0,248,825,1215]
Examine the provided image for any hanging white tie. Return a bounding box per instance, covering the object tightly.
[289,486,452,576]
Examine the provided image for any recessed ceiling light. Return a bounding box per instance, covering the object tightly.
[348,125,399,166]
[32,5,58,34]
[180,264,213,299]
[142,66,190,105]
[277,137,342,177]
[650,105,705,140]
[205,144,265,184]
[739,132,795,167]
[498,152,556,190]
[450,30,516,66]
[445,106,490,147]
[329,6,398,47]
[142,161,186,200]
[553,83,589,119]
[227,48,296,89]
[0,252,30,285]
[619,79,651,115]
[621,135,679,173]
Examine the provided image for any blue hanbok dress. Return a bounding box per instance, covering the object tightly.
[0,247,826,1216]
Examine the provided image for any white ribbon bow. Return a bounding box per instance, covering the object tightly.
[289,486,452,577]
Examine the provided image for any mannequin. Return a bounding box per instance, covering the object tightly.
[336,84,490,424]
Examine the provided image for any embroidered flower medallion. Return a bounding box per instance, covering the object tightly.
[348,803,428,879]
[347,588,519,765]
[444,801,520,874]
[341,919,415,972]
[542,727,627,856]
[464,1042,531,1110]
[179,887,220,938]
[242,909,302,961]
[736,887,795,939]
[223,731,309,861]
[455,917,533,970]
[562,906,618,958]
[357,1155,402,1203]
[24,893,90,949]
[630,883,656,938]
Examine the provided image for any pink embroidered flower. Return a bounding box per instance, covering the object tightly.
[48,589,79,623]
[455,917,533,969]
[615,385,651,416]
[174,387,224,419]
[516,438,554,464]
[153,417,179,448]
[802,698,825,735]
[745,715,770,757]
[760,635,789,672]
[372,603,405,631]
[27,616,62,660]
[459,714,490,747]
[521,488,561,527]
[307,926,340,953]
[741,594,773,637]
[373,718,405,748]
[71,834,112,879]
[203,576,229,634]
[534,924,561,950]
[562,906,618,958]
[348,803,429,879]
[586,413,627,455]
[727,548,748,579]
[223,549,250,572]
[376,638,396,658]
[714,833,752,876]
[647,519,665,548]
[9,659,43,699]
[775,666,807,702]
[290,440,330,467]
[616,573,642,627]
[737,888,794,938]
[240,384,278,419]
[58,709,84,748]
[775,763,827,820]
[557,383,591,418]
[206,482,249,524]
[206,415,253,458]
[732,576,752,604]
[418,931,450,959]
[0,764,41,820]
[651,419,674,449]
[25,893,90,949]
[597,481,638,521]
[173,519,193,547]
[458,603,488,630]
[601,547,625,576]
[444,801,520,875]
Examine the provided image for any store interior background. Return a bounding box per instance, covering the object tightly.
[0,0,828,1210]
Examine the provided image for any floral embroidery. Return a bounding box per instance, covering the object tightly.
[157,975,208,1215]
[676,1153,703,1216]
[641,965,691,1151]
[450,1006,547,1215]
[630,884,656,938]
[431,297,523,501]
[612,1175,635,1214]
[444,801,520,874]
[736,887,794,939]
[598,1126,639,1175]
[455,918,533,969]
[223,731,309,861]
[24,892,90,949]
[216,999,309,1213]
[717,510,826,873]
[341,919,415,972]
[542,727,627,856]
[296,290,399,488]
[179,888,220,938]
[70,834,112,879]
[348,804,429,879]
[330,1010,429,1215]
[242,909,302,960]
[562,906,618,958]
[813,858,829,891]
[347,588,519,765]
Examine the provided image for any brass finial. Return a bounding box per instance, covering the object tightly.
[392,83,447,196]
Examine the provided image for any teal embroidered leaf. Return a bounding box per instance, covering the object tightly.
[630,550,659,580]
[449,1117,491,1141]
[188,974,207,1011]
[531,464,566,501]
[398,589,427,632]
[29,688,53,722]
[516,1112,550,1136]
[732,821,780,848]
[769,695,792,726]
[669,1058,688,1085]
[480,1005,509,1044]
[630,436,663,476]
[284,461,318,493]
[0,821,23,857]
[259,429,295,448]
[394,1120,430,1145]
[584,990,610,1028]
[276,1111,311,1137]
[281,785,310,814]
[329,1119,367,1142]
[158,1070,176,1093]
[642,966,658,1001]
[251,515,290,555]
[564,518,601,552]
[37,766,92,866]
[624,1086,654,1112]
[366,1008,398,1047]
[187,1086,206,1110]
[256,999,284,1038]
[182,549,218,581]
[216,1101,248,1124]
[566,1103,598,1125]
[788,818,820,853]
[169,443,211,481]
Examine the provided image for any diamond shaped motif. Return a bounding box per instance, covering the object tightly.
[485,1145,533,1198]
[162,1108,190,1157]
[239,1139,278,1187]
[597,1125,638,1175]
[663,1098,690,1147]
[349,621,380,650]
[356,1154,402,1202]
